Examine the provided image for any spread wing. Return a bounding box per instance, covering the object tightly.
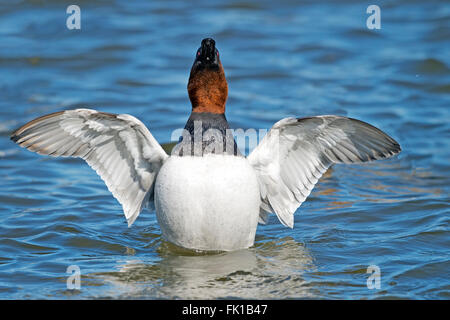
[11,108,169,226]
[248,116,401,228]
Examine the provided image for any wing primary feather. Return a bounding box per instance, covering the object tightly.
[10,109,168,226]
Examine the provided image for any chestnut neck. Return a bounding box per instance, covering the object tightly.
[188,67,228,114]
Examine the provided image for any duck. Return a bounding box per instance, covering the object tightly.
[10,38,401,252]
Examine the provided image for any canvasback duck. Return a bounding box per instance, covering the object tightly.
[11,38,401,251]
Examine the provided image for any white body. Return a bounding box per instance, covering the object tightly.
[154,155,261,251]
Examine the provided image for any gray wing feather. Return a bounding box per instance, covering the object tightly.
[11,108,169,226]
[248,116,401,228]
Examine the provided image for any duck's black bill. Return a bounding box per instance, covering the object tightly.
[195,38,219,68]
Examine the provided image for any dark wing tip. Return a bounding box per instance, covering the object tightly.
[345,116,402,158]
[10,132,18,142]
[10,111,66,145]
[393,141,402,154]
[10,129,22,144]
[382,133,402,156]
[297,115,402,162]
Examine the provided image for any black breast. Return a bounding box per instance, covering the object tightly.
[171,112,241,156]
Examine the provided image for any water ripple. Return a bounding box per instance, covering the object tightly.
[0,0,448,299]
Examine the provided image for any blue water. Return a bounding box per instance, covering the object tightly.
[0,0,449,299]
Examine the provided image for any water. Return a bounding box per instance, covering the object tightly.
[0,0,449,299]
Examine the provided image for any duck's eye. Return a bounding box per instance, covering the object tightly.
[197,50,200,57]
[216,50,219,57]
